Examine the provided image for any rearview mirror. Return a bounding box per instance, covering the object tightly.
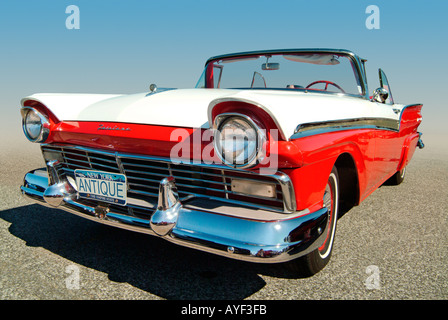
[261,63,279,70]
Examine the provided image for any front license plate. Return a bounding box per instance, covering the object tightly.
[74,169,127,205]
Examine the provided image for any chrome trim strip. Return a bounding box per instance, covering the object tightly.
[290,103,423,140]
[290,117,400,140]
[295,117,400,133]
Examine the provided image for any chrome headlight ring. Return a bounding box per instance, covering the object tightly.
[213,113,266,169]
[20,107,50,143]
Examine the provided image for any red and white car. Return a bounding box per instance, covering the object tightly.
[20,49,424,275]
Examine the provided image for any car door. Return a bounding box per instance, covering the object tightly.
[372,69,404,183]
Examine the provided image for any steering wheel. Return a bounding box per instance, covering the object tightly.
[306,80,345,93]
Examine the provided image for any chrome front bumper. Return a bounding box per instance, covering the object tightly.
[20,168,329,264]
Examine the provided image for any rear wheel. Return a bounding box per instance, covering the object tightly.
[285,166,339,277]
[385,167,406,185]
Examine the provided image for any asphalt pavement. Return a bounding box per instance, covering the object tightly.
[0,137,446,300]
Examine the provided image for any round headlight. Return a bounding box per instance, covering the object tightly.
[21,107,50,142]
[214,115,265,168]
[25,109,42,140]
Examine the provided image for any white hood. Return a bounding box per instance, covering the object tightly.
[22,88,399,139]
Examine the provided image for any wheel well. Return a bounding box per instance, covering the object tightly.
[334,153,360,216]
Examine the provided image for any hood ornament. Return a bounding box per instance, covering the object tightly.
[149,83,157,93]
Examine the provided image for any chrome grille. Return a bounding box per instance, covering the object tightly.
[41,145,287,215]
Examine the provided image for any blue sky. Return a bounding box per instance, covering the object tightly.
[1,0,447,139]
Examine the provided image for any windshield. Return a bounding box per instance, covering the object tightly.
[196,52,363,96]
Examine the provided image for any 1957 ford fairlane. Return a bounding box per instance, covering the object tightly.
[20,49,424,275]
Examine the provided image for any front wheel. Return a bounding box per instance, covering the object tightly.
[285,166,339,277]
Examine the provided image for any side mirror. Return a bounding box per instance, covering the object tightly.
[372,87,389,103]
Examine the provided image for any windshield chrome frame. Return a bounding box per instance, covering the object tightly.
[200,48,369,100]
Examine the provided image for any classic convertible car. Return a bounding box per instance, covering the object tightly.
[20,49,423,275]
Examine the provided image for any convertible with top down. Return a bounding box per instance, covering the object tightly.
[20,48,424,275]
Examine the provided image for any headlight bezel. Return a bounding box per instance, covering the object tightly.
[213,113,266,169]
[21,107,50,143]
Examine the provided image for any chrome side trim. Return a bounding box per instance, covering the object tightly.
[290,117,400,140]
[290,103,423,140]
[295,117,400,133]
